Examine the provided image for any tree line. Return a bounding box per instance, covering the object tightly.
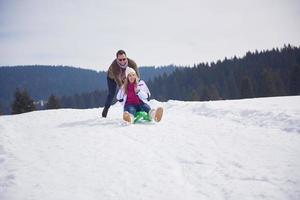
[147,45,300,101]
[9,89,59,114]
[7,88,109,114]
[0,65,175,114]
[2,45,299,115]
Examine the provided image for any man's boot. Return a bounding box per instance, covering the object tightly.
[102,107,109,118]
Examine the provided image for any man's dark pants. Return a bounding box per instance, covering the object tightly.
[102,76,117,117]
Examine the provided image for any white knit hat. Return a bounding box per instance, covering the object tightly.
[125,67,136,78]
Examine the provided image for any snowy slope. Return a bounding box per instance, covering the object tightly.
[0,96,300,200]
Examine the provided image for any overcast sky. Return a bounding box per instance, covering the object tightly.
[0,0,299,71]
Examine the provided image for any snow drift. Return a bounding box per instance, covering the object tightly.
[0,96,300,200]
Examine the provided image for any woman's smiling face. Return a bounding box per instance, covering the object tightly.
[127,73,136,83]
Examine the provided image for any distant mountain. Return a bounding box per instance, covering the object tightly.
[1,45,299,115]
[57,46,300,111]
[0,65,176,114]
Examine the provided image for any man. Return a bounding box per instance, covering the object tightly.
[102,50,140,117]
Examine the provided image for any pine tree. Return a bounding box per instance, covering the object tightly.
[200,87,210,101]
[209,85,221,100]
[0,102,3,115]
[290,65,300,95]
[191,89,200,101]
[240,76,254,99]
[46,94,61,109]
[258,68,278,97]
[11,88,36,114]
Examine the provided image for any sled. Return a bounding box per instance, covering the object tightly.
[134,107,164,123]
[133,111,151,123]
[123,107,164,124]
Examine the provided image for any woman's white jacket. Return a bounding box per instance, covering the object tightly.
[116,80,151,107]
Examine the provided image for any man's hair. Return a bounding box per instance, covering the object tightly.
[116,50,126,57]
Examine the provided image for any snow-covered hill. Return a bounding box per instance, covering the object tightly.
[1,96,300,200]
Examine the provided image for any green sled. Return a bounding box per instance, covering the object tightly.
[134,111,151,123]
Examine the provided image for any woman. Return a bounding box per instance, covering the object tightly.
[117,67,163,123]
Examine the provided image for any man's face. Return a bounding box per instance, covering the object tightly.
[117,54,127,66]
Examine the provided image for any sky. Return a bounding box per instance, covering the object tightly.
[0,0,299,71]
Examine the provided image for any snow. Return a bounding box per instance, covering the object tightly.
[0,96,300,200]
